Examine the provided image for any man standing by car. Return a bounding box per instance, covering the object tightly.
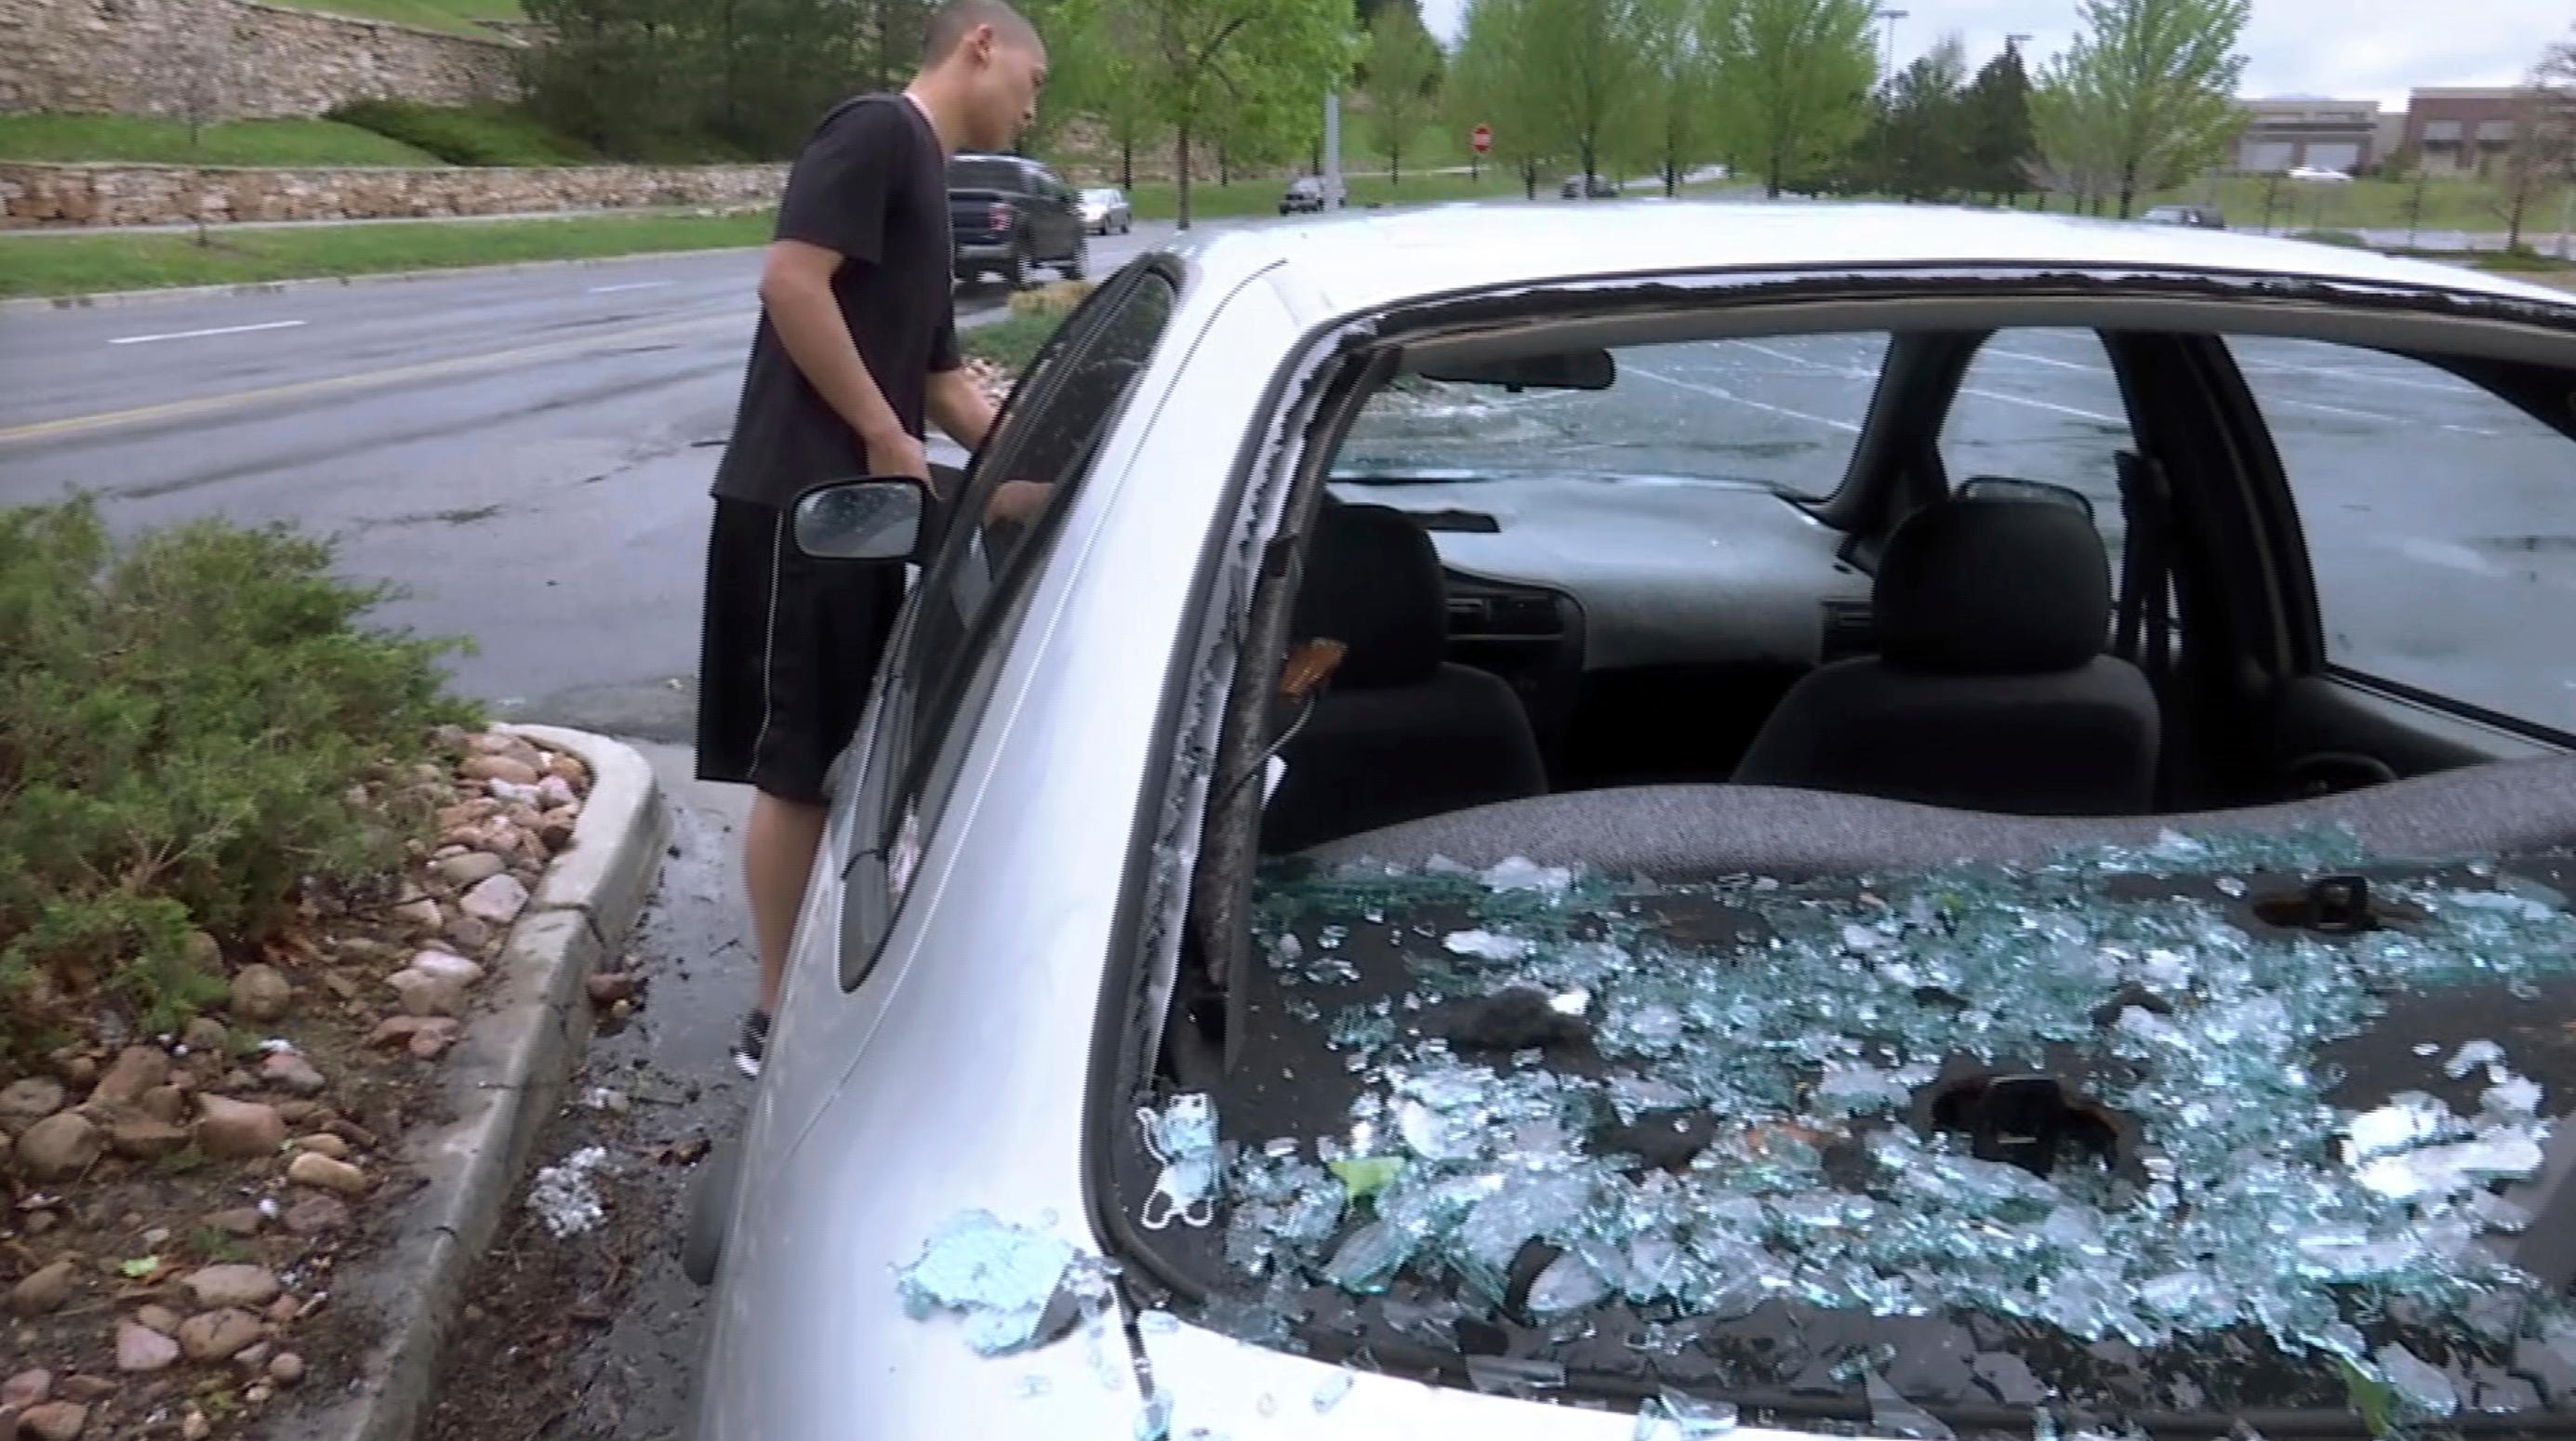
[697,0,1045,1077]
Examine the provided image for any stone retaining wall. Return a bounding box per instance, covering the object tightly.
[0,0,520,120]
[0,161,788,226]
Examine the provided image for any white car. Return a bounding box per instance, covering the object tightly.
[2287,165,2354,183]
[1082,185,1134,235]
[684,202,2576,1439]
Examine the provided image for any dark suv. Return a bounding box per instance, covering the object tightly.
[948,153,1087,289]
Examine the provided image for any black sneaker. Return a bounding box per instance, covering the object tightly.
[731,1009,771,1078]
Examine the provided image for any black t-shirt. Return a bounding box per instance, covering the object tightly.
[712,93,961,508]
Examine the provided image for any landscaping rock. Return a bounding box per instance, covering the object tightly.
[435,851,508,887]
[19,1401,87,1441]
[273,1100,322,1126]
[204,1208,266,1237]
[388,968,468,1018]
[258,1051,327,1096]
[410,1021,461,1060]
[9,1261,76,1315]
[393,881,445,933]
[55,1378,111,1403]
[86,1047,170,1108]
[137,1086,187,1125]
[180,1018,230,1054]
[294,1133,351,1160]
[286,1151,367,1196]
[461,873,530,926]
[135,1304,180,1334]
[0,1077,66,1131]
[443,914,497,953]
[182,1411,211,1441]
[537,773,579,811]
[2,1370,50,1409]
[282,1196,349,1235]
[409,949,487,985]
[117,1319,180,1372]
[538,812,579,853]
[193,1094,285,1159]
[585,972,639,1005]
[177,1307,264,1362]
[107,1117,190,1160]
[461,754,540,787]
[228,965,295,1023]
[263,1295,300,1324]
[52,1053,96,1088]
[268,1352,305,1385]
[16,1113,101,1180]
[181,1265,281,1310]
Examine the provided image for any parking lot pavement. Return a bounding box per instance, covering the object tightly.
[1374,324,2576,737]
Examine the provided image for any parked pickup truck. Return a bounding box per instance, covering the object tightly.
[948,152,1088,289]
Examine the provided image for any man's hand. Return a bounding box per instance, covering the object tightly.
[985,479,1052,526]
[865,429,932,487]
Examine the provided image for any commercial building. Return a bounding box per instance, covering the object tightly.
[2400,87,2549,177]
[2233,98,2383,175]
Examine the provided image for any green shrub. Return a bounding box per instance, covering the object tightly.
[328,100,596,167]
[961,311,1066,376]
[0,499,477,1058]
[2291,229,2369,249]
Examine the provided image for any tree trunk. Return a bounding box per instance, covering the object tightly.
[1664,154,1678,196]
[1521,159,1537,200]
[1121,139,1135,192]
[2508,184,2530,252]
[1390,135,1401,186]
[1176,126,1193,231]
[1580,139,1597,197]
[1218,137,1230,189]
[2117,160,2137,219]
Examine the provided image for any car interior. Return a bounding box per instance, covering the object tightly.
[1254,308,2576,863]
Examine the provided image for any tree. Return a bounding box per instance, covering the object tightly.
[1361,4,1441,184]
[1637,0,1727,196]
[1712,0,1877,198]
[1513,0,1652,194]
[2037,0,2249,219]
[1044,0,1161,183]
[1069,0,1355,228]
[1961,40,2038,204]
[1449,0,1559,199]
[1866,33,1971,200]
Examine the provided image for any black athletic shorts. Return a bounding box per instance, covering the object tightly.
[695,497,906,805]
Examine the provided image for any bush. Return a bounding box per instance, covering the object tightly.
[0,500,476,1058]
[961,311,1062,375]
[2291,229,2370,249]
[1007,280,1095,319]
[328,100,596,167]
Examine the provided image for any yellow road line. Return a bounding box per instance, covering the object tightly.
[0,311,745,448]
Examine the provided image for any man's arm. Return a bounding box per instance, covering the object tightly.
[757,240,926,480]
[926,366,999,453]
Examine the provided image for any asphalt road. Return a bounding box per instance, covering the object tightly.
[0,224,1173,740]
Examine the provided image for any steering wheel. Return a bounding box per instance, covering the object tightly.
[2281,750,2400,800]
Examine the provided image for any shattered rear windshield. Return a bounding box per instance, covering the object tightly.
[1130,831,2576,1432]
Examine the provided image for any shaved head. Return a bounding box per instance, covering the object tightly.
[923,0,1038,63]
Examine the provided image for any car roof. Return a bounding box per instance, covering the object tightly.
[1159,201,2576,324]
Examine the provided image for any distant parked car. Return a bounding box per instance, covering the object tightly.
[948,152,1087,289]
[1280,176,1331,215]
[2142,204,2226,230]
[2288,165,2354,183]
[1079,186,1132,236]
[1560,173,1621,199]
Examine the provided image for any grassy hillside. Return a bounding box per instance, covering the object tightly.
[0,113,444,167]
[270,0,524,34]
[2143,174,2568,235]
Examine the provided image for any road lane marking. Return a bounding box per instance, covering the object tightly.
[108,319,307,346]
[0,311,743,448]
[1710,342,2129,428]
[589,281,674,295]
[1628,364,1863,433]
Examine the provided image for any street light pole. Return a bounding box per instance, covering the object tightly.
[1875,7,1907,86]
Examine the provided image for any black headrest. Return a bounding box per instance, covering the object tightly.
[1875,496,2113,674]
[1291,501,1447,688]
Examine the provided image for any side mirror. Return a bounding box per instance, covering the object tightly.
[792,476,931,562]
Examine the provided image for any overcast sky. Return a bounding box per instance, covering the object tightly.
[1414,0,2573,109]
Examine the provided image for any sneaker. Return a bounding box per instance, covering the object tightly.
[731,1009,771,1078]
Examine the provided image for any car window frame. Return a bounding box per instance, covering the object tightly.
[835,258,1181,991]
[2228,337,2576,744]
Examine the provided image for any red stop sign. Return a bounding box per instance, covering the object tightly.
[1471,125,1493,154]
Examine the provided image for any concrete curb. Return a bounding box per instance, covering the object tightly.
[277,725,669,1441]
[0,244,765,316]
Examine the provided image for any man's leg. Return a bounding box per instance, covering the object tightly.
[742,789,830,1014]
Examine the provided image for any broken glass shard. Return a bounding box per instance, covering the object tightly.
[2354,1132,2547,1200]
[1322,1220,1415,1294]
[1633,1390,1740,1439]
[895,1210,1078,1357]
[1444,930,1533,962]
[2344,1092,2454,1160]
[2446,1038,2506,1080]
[1483,856,1573,898]
[1134,1393,1173,1441]
[1866,1373,1959,1440]
[1312,1368,1356,1413]
[2374,1342,2460,1418]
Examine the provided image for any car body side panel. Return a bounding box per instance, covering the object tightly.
[692,271,1304,1441]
